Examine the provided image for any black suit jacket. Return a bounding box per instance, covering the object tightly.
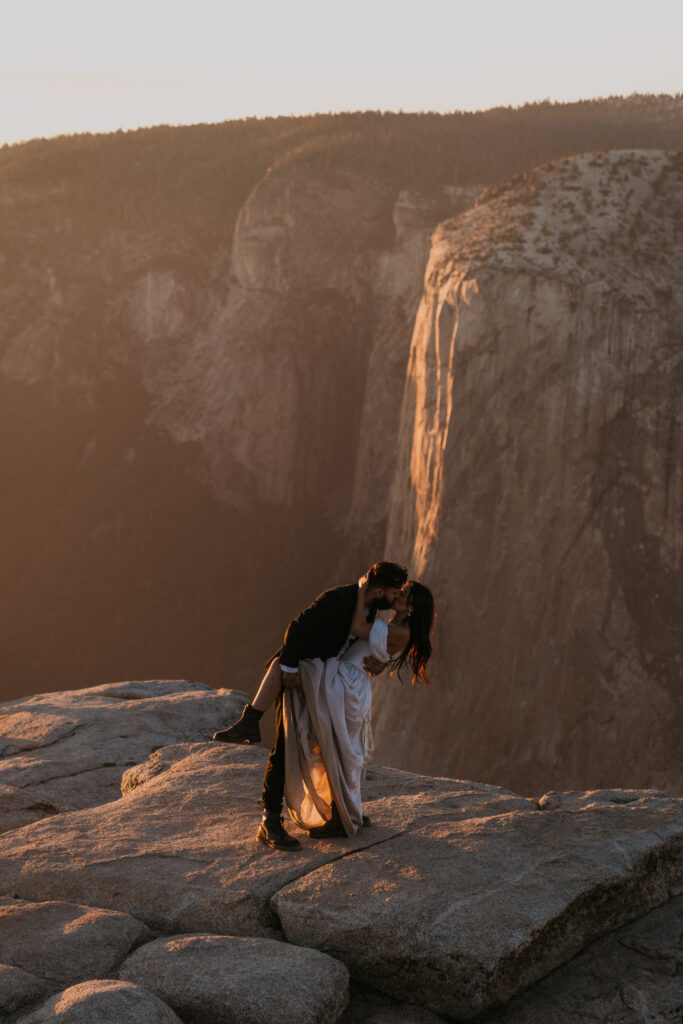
[275,583,361,669]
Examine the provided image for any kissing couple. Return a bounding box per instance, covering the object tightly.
[213,561,435,850]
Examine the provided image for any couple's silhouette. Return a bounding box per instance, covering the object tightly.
[214,561,434,849]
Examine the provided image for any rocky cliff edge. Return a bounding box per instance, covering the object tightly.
[0,681,681,1022]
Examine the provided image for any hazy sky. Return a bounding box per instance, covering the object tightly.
[3,0,682,147]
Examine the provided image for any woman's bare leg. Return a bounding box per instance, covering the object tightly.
[251,659,282,712]
[212,660,281,743]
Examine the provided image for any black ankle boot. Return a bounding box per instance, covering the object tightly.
[257,810,301,850]
[212,704,262,745]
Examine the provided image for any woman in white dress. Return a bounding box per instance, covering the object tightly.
[283,577,435,837]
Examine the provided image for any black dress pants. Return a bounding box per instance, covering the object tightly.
[261,689,286,813]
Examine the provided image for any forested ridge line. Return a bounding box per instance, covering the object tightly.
[2,95,683,250]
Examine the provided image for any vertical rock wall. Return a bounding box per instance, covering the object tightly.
[374,151,682,795]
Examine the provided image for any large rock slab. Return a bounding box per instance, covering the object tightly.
[119,933,349,1024]
[122,752,536,820]
[340,983,447,1024]
[359,764,536,828]
[479,894,683,1023]
[0,964,50,1017]
[0,897,149,988]
[538,787,683,811]
[16,979,182,1024]
[0,784,60,837]
[0,679,247,820]
[273,802,683,1018]
[0,743,536,938]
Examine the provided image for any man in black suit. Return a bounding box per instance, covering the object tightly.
[213,561,408,849]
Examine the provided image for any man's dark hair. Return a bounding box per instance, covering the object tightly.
[366,561,408,590]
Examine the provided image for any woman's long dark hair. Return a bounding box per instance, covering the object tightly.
[392,580,435,685]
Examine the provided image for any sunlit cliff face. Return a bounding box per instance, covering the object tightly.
[374,150,682,795]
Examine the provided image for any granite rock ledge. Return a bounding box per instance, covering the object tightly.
[0,680,680,1023]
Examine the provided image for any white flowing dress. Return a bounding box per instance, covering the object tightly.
[282,617,389,836]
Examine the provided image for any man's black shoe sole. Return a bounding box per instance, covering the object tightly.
[308,815,371,838]
[212,728,261,744]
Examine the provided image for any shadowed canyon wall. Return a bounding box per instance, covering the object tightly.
[0,154,472,702]
[1,108,682,795]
